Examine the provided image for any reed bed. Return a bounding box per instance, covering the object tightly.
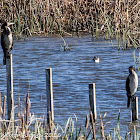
[0,0,139,48]
[0,93,139,139]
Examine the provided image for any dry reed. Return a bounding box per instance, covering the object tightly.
[85,114,88,134]
[90,111,96,140]
[99,114,105,140]
[0,93,139,139]
[0,0,139,48]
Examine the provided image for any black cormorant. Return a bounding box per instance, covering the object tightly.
[126,66,138,108]
[1,22,14,65]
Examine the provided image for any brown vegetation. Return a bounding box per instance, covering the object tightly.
[0,0,139,48]
[0,93,139,139]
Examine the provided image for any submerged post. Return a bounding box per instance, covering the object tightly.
[131,96,138,122]
[6,54,14,121]
[46,68,54,124]
[89,83,97,122]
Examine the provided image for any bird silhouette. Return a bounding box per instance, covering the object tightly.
[93,56,101,63]
[126,66,138,108]
[1,22,14,65]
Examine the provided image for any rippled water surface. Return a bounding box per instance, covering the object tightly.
[0,36,139,136]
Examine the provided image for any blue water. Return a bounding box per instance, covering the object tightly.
[0,36,139,137]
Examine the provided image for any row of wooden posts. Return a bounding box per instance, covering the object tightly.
[6,54,139,129]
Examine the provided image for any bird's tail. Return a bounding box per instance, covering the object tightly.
[3,52,6,65]
[3,51,10,65]
[127,96,131,108]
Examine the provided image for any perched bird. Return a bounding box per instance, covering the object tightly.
[126,66,138,108]
[93,56,101,63]
[1,22,14,65]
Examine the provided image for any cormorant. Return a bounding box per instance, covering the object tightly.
[1,22,14,65]
[126,66,138,108]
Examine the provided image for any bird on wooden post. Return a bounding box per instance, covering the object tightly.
[1,22,14,65]
[126,66,138,108]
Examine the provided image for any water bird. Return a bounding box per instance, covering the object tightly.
[1,22,14,65]
[93,56,101,63]
[126,66,138,108]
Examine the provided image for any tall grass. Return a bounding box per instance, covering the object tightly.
[0,93,139,139]
[0,0,139,48]
[133,48,140,71]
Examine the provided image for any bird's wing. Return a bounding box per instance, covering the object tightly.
[126,76,131,97]
[11,35,13,50]
[1,33,5,52]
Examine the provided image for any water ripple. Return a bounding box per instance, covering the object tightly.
[0,36,138,136]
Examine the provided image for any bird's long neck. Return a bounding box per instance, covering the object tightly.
[130,70,137,77]
[129,69,134,74]
[4,27,11,35]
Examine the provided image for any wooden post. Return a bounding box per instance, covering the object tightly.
[2,95,6,133]
[6,54,14,121]
[25,93,29,139]
[46,68,54,124]
[131,96,138,122]
[89,83,97,122]
[22,114,25,133]
[0,93,1,129]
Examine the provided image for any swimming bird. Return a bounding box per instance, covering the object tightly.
[93,56,101,63]
[126,66,138,108]
[1,22,14,65]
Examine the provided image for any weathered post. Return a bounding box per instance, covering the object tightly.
[6,54,14,122]
[131,96,138,122]
[25,93,29,138]
[0,93,1,129]
[46,68,54,124]
[2,95,6,133]
[89,83,97,122]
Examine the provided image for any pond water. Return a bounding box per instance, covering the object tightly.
[0,35,139,137]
